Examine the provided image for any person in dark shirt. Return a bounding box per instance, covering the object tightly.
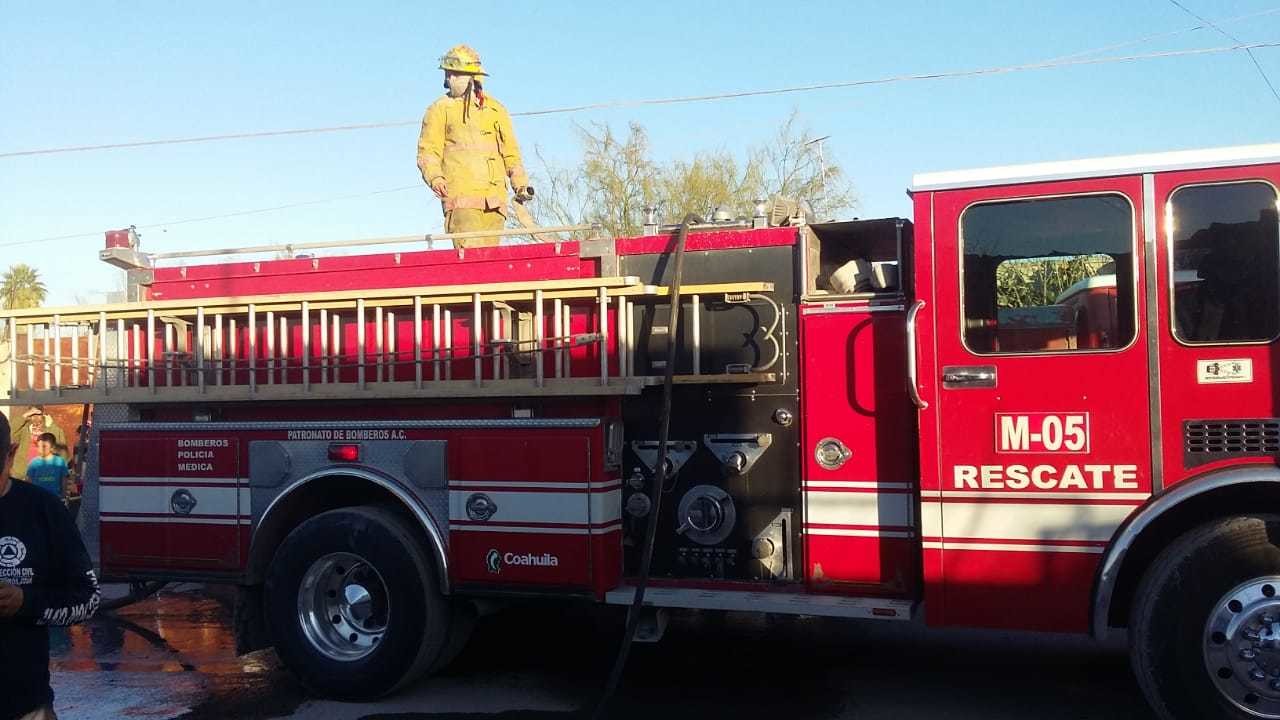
[0,410,100,720]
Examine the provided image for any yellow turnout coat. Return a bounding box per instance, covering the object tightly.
[416,93,528,214]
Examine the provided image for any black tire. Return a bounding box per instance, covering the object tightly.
[1130,515,1280,720]
[265,505,448,700]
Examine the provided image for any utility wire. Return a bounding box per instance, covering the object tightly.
[1,184,420,249]
[524,41,1280,114]
[8,29,1280,250]
[1166,0,1280,106]
[0,120,420,160]
[3,39,1280,159]
[1043,5,1280,63]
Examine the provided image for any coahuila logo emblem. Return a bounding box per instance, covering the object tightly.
[0,536,27,568]
[485,548,559,574]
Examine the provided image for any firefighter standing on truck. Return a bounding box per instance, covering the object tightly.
[416,44,533,249]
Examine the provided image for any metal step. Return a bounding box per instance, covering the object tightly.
[605,585,916,621]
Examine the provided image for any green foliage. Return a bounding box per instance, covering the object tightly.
[995,254,1111,308]
[531,110,857,239]
[0,264,47,309]
[655,149,765,227]
[579,122,659,238]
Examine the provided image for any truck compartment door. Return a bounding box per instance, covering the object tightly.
[447,433,619,593]
[99,433,244,576]
[799,300,918,594]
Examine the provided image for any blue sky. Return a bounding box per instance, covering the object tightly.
[3,0,1280,304]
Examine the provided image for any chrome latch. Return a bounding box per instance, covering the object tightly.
[703,433,772,475]
[465,493,498,521]
[814,437,852,470]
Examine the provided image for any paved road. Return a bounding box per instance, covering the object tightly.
[48,584,1155,719]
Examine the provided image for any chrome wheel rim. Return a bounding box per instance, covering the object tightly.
[1205,576,1280,718]
[297,552,389,662]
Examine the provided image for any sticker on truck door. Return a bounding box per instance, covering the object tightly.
[994,413,1090,454]
[1197,359,1253,384]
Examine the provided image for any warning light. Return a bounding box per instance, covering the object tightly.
[328,443,360,463]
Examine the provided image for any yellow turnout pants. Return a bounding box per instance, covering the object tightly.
[446,208,506,248]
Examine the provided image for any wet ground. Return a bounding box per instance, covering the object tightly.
[49,584,1156,719]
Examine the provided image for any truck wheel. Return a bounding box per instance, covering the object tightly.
[1131,515,1280,719]
[265,505,448,700]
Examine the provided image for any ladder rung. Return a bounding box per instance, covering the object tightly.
[0,278,778,404]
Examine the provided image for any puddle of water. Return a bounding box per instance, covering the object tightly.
[51,585,262,675]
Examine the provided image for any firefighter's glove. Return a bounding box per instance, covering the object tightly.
[430,177,448,199]
[514,185,535,204]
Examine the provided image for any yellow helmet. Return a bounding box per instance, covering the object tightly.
[438,44,488,76]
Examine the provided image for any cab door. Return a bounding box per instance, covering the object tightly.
[914,176,1154,632]
[1150,167,1280,486]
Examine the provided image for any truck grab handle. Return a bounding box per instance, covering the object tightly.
[905,300,928,410]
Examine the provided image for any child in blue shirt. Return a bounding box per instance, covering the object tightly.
[25,432,69,498]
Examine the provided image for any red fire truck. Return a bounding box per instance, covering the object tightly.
[3,142,1279,719]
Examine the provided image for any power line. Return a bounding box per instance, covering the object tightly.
[1165,0,1280,107]
[1043,5,1280,63]
[1,184,420,249]
[525,41,1280,113]
[3,39,1280,160]
[7,30,1280,251]
[0,120,419,160]
[1245,48,1280,105]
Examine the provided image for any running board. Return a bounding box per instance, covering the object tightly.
[605,586,915,621]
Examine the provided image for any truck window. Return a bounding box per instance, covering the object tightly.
[1169,181,1280,344]
[961,194,1136,354]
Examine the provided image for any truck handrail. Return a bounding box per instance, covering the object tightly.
[905,299,928,410]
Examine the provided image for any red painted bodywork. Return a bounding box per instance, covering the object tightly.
[1150,165,1280,489]
[913,161,1280,632]
[914,176,1154,631]
[148,244,591,301]
[98,156,1280,635]
[101,422,621,597]
[798,300,917,595]
[99,434,244,573]
[614,226,796,256]
[147,227,798,302]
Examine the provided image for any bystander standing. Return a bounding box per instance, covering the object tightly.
[0,410,101,720]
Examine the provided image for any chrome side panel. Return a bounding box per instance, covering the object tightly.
[250,443,450,590]
[79,403,131,572]
[1092,466,1280,637]
[1142,173,1164,494]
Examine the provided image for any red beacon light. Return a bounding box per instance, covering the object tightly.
[327,443,361,463]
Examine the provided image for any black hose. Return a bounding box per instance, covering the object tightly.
[591,214,698,720]
[98,581,167,612]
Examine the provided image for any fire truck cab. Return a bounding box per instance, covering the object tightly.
[3,142,1280,720]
